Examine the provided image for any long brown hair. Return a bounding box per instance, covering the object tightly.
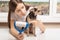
[8,0,29,29]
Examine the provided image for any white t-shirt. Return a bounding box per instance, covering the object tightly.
[11,13,25,22]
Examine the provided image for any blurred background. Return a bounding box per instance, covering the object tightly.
[0,0,60,40]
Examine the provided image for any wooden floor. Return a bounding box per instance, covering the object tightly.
[0,23,60,28]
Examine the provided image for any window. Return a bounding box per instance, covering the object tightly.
[57,0,60,13]
[24,0,50,15]
[52,0,60,16]
[0,0,50,15]
[0,1,9,12]
[0,0,60,23]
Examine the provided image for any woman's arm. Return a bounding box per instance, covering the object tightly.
[10,19,24,40]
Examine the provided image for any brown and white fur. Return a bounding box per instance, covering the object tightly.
[25,7,41,36]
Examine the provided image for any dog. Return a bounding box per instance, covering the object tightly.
[25,7,41,36]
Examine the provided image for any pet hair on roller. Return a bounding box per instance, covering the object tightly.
[15,21,28,27]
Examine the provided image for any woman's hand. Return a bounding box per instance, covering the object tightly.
[17,33,24,40]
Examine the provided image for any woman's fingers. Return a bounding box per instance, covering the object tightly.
[17,34,24,40]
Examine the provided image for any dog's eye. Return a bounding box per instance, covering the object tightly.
[38,10,41,12]
[34,8,37,11]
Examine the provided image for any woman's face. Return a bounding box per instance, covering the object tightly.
[15,3,26,17]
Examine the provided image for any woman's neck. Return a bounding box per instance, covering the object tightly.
[15,14,24,18]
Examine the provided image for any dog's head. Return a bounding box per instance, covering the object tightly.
[30,7,41,15]
[28,7,41,19]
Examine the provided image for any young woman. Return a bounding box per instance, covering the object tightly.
[8,0,28,40]
[8,0,45,40]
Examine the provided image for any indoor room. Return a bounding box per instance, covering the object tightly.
[0,0,60,40]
